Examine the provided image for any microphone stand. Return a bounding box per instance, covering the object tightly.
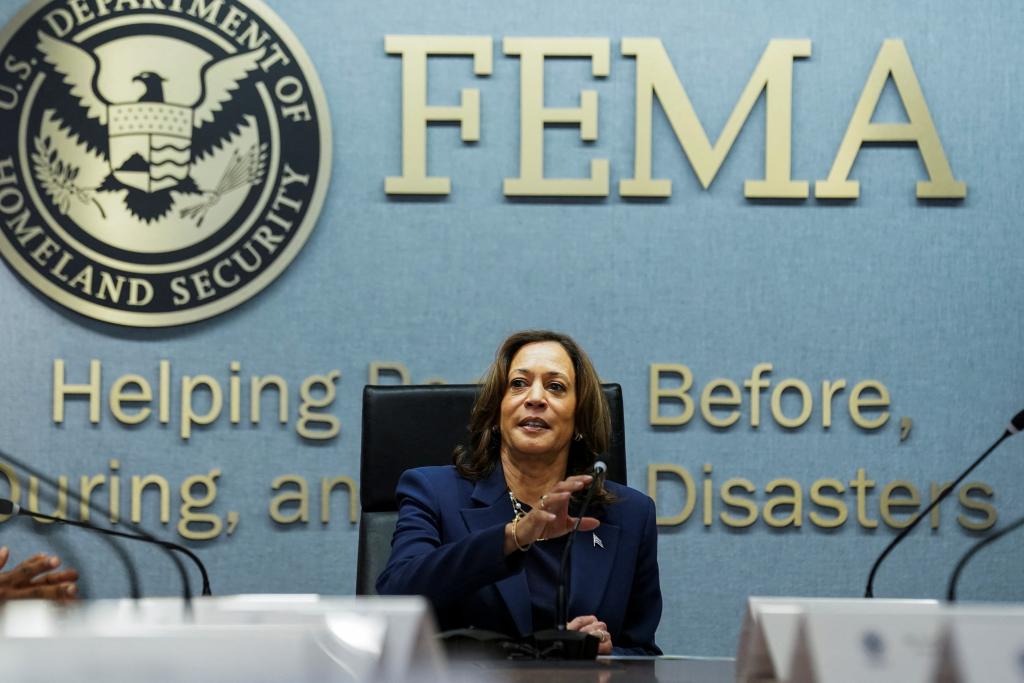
[0,501,211,599]
[3,488,143,600]
[528,463,606,660]
[946,514,1024,602]
[865,409,1023,598]
[0,448,211,604]
[556,470,602,631]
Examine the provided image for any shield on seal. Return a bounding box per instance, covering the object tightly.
[107,102,192,193]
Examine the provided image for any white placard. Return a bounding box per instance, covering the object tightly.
[736,600,802,683]
[788,611,944,683]
[0,595,444,683]
[736,597,940,683]
[935,609,1024,683]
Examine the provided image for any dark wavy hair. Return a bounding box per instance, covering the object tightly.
[453,330,615,504]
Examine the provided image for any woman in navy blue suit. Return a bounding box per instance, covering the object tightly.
[377,330,662,655]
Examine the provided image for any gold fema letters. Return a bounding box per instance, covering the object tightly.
[385,37,966,200]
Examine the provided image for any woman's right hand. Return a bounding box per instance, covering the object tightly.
[503,475,600,554]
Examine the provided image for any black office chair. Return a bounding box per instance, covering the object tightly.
[356,383,628,595]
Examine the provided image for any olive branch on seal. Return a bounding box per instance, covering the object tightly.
[31,135,106,219]
[180,142,268,227]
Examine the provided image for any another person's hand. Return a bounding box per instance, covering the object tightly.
[0,546,78,603]
[505,475,600,553]
[567,614,613,655]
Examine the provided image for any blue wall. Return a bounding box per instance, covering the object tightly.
[0,0,1021,656]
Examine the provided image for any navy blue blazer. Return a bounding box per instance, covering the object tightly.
[376,463,663,655]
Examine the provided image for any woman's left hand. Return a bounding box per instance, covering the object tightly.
[567,614,613,655]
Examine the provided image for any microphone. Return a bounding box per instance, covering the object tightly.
[864,409,1024,598]
[0,498,211,598]
[556,460,606,630]
[0,448,211,601]
[527,460,607,660]
[946,514,1024,602]
[1012,411,1024,435]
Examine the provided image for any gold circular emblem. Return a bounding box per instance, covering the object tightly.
[0,0,331,326]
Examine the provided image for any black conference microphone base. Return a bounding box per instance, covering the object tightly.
[437,628,599,660]
[528,629,600,660]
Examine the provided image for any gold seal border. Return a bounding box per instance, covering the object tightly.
[0,0,332,328]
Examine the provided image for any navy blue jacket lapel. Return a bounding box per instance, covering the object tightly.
[458,465,533,636]
[567,521,619,621]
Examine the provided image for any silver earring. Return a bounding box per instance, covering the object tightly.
[574,432,583,442]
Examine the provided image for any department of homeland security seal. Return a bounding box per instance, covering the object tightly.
[0,0,330,326]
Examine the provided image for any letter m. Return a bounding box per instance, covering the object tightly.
[621,39,811,199]
[188,0,223,22]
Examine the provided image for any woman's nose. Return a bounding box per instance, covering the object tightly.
[525,381,546,406]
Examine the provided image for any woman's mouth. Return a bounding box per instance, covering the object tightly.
[518,417,550,432]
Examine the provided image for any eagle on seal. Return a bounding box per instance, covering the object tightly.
[36,31,266,223]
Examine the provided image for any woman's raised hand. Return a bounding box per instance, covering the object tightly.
[505,475,600,554]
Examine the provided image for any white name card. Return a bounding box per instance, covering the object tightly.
[788,611,944,683]
[736,597,940,683]
[936,609,1024,683]
[0,595,443,683]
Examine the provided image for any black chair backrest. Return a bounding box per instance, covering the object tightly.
[356,383,627,595]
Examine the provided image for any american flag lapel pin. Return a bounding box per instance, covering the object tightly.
[593,533,604,549]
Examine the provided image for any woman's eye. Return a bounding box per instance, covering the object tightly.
[548,382,565,392]
[509,378,527,388]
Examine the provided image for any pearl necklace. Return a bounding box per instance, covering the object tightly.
[508,490,527,520]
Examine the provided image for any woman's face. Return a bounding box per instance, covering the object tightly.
[499,341,578,462]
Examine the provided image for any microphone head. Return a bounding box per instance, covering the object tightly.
[1010,409,1024,435]
[592,460,607,475]
[0,499,20,515]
